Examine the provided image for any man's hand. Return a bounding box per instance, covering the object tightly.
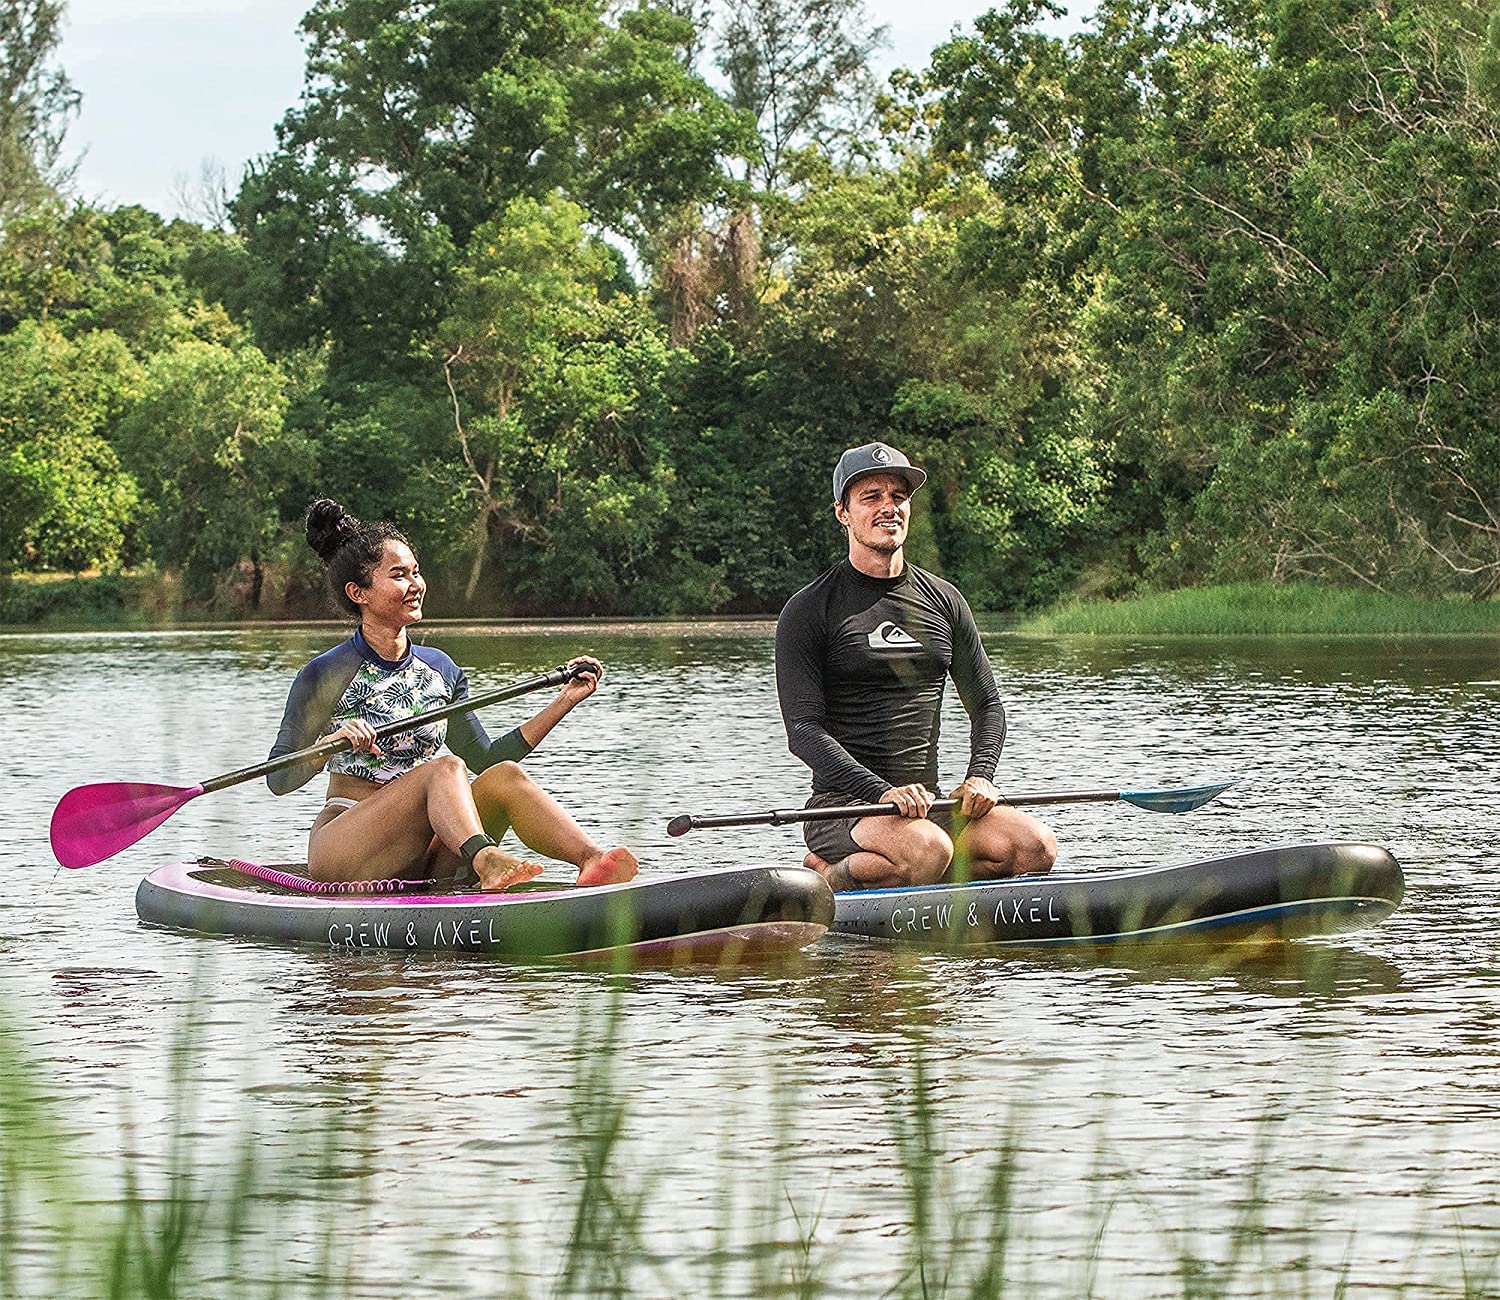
[953,776,1003,820]
[880,783,936,819]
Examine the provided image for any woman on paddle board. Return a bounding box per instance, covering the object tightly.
[266,498,638,892]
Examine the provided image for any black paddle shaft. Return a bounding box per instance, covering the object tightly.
[200,662,589,794]
[666,788,1133,836]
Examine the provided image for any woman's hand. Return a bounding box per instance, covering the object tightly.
[559,656,604,706]
[330,718,381,757]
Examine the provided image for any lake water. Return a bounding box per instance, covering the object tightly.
[5,622,1498,1296]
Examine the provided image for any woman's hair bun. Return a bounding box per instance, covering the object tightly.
[305,498,361,563]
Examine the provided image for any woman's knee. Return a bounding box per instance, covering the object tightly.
[471,759,529,799]
[425,754,470,787]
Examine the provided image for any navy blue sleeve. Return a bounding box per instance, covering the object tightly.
[943,585,1006,783]
[265,647,360,796]
[775,589,891,804]
[441,664,535,773]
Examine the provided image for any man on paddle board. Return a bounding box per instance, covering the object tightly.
[775,443,1057,891]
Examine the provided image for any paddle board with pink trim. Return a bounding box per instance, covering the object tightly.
[136,860,834,960]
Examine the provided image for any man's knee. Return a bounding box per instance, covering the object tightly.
[999,824,1057,875]
[906,823,954,882]
[1018,824,1058,874]
[967,819,1056,877]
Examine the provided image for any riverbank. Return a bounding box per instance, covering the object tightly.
[8,572,1500,635]
[1019,582,1500,636]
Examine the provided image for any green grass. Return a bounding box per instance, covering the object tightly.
[1019,582,1500,636]
[0,571,182,628]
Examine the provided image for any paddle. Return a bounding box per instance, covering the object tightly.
[665,779,1235,837]
[50,662,593,869]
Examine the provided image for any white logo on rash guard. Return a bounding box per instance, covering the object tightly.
[868,621,921,649]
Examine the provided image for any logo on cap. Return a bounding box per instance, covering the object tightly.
[871,445,891,464]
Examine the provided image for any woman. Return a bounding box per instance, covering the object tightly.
[267,499,638,892]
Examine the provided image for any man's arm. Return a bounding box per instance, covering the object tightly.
[775,597,891,804]
[947,589,1006,784]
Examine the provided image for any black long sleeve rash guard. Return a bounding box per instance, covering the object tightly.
[774,560,1006,804]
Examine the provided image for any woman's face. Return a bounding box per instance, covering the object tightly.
[348,540,426,628]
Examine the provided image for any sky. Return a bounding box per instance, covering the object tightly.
[60,0,1095,221]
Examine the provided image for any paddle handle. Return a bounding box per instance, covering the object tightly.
[200,663,586,794]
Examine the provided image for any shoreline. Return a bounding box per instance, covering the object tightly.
[6,574,1499,637]
[1019,582,1500,637]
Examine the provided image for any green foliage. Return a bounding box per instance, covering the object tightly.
[716,0,889,190]
[0,321,141,570]
[0,0,76,221]
[1022,582,1500,636]
[113,341,310,600]
[7,0,1500,614]
[920,0,1500,601]
[0,203,250,351]
[230,0,749,381]
[0,570,183,626]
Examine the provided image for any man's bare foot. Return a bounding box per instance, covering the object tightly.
[474,846,545,892]
[577,846,639,887]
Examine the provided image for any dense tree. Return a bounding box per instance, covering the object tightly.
[715,0,888,190]
[436,193,620,596]
[0,322,140,570]
[113,342,311,602]
[0,0,75,222]
[7,0,1500,612]
[919,0,1500,599]
[231,0,753,376]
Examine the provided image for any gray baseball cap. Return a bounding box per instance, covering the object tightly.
[832,442,927,503]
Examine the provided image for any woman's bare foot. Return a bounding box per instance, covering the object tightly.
[474,846,545,892]
[576,846,638,887]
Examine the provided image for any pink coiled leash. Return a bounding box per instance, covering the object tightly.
[224,858,424,895]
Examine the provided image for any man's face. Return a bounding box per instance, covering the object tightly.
[836,473,912,555]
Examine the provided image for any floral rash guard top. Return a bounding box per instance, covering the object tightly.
[265,629,531,795]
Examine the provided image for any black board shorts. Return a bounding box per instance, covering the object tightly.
[802,790,962,864]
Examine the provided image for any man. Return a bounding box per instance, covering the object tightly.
[775,442,1057,891]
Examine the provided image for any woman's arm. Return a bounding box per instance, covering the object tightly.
[517,656,602,750]
[445,655,604,770]
[265,652,361,794]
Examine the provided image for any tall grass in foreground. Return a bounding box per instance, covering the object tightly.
[2,960,1497,1298]
[0,993,372,1300]
[1020,583,1500,636]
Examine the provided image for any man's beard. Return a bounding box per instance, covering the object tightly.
[861,524,904,553]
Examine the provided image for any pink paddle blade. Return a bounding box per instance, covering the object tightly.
[49,782,203,869]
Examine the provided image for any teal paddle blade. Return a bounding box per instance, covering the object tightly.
[1119,780,1236,813]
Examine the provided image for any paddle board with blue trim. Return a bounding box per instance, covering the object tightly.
[830,843,1402,946]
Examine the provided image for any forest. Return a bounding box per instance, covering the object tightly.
[1,0,1497,617]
